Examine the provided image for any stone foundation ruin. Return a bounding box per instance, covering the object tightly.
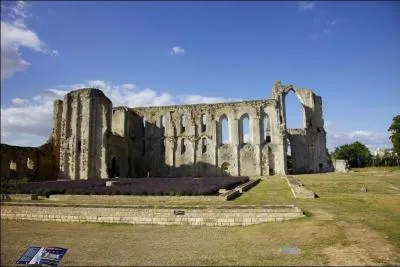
[1,81,333,180]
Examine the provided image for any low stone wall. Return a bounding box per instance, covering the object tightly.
[0,203,305,226]
[285,176,315,199]
[48,194,225,201]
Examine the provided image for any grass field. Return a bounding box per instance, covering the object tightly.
[1,167,400,266]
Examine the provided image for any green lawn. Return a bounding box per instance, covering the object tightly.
[1,167,399,266]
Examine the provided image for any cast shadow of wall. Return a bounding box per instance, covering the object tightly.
[110,117,237,179]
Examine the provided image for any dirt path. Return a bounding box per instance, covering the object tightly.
[323,221,400,266]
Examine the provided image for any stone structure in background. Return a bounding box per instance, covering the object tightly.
[333,159,350,173]
[1,81,333,180]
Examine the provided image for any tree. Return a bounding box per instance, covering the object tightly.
[388,115,400,156]
[332,141,372,168]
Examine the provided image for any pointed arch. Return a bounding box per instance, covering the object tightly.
[262,113,271,143]
[219,114,229,145]
[201,114,207,132]
[202,137,207,154]
[180,114,187,133]
[284,90,305,129]
[239,113,251,145]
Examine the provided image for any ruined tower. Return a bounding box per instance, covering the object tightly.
[58,89,112,180]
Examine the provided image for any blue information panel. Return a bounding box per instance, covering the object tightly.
[17,246,68,266]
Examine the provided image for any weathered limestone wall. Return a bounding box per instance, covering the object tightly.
[1,81,332,180]
[333,159,349,173]
[132,100,277,177]
[1,203,305,226]
[273,81,333,174]
[0,143,57,181]
[106,134,135,178]
[51,100,63,175]
[59,89,112,180]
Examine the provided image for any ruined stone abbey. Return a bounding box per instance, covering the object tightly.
[1,81,333,180]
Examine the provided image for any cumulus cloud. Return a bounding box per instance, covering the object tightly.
[298,1,315,12]
[1,1,58,80]
[1,80,242,146]
[170,46,185,55]
[179,95,241,105]
[325,120,391,153]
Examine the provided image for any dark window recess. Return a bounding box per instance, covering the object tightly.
[202,144,207,154]
[317,128,321,133]
[265,136,271,143]
[174,210,185,215]
[181,140,186,154]
[181,126,186,133]
[142,140,146,156]
[202,124,206,132]
[77,141,82,152]
[161,140,165,153]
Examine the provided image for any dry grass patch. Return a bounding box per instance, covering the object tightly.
[1,167,400,266]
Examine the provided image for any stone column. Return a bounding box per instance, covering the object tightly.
[230,116,240,176]
[211,117,218,176]
[252,113,262,176]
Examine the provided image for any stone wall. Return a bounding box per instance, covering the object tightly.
[59,89,112,180]
[1,81,333,180]
[0,143,57,181]
[333,159,349,173]
[273,81,332,174]
[131,99,280,177]
[1,203,305,226]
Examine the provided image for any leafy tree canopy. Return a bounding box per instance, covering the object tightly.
[388,115,400,156]
[332,141,372,168]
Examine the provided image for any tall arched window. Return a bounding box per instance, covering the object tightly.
[161,138,165,153]
[180,114,186,133]
[284,90,305,129]
[286,138,292,156]
[262,115,271,143]
[219,115,229,145]
[286,138,293,173]
[142,140,146,156]
[239,113,250,145]
[181,138,186,154]
[142,116,146,136]
[202,138,207,154]
[201,114,207,132]
[160,115,166,129]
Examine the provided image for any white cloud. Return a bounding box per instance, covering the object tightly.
[179,95,241,104]
[1,80,241,146]
[325,121,391,153]
[170,46,185,55]
[310,18,338,40]
[298,1,315,12]
[11,97,30,106]
[1,1,57,80]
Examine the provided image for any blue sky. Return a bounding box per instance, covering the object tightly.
[1,1,399,151]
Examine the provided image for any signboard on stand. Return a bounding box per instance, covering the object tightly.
[17,246,68,266]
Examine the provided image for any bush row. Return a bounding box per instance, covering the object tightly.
[1,176,249,197]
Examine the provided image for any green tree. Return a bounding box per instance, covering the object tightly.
[332,141,372,168]
[388,115,400,156]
